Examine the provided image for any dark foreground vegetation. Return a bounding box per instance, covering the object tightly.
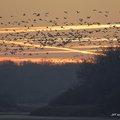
[0,61,78,112]
[30,46,120,117]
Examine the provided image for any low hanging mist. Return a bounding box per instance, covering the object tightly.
[0,60,78,104]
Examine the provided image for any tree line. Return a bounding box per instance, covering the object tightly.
[48,46,120,116]
[0,60,78,106]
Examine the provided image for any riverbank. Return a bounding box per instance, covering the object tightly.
[30,105,120,117]
[30,105,99,117]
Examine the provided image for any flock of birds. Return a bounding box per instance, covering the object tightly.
[0,9,120,58]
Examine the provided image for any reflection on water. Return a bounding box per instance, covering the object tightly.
[0,115,119,120]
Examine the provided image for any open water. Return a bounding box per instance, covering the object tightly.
[0,115,119,120]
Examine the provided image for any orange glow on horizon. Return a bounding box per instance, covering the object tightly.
[0,57,84,65]
[0,24,119,62]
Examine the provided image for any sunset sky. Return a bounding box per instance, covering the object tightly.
[0,0,120,64]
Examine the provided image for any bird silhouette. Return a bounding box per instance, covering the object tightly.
[0,10,120,59]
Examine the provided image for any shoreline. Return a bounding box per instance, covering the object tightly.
[0,114,118,120]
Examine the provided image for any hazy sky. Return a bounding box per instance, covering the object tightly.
[0,0,120,63]
[0,0,120,24]
[0,0,120,13]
